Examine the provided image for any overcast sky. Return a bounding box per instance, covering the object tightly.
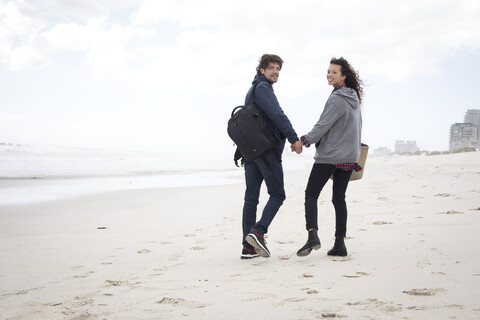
[1,0,479,158]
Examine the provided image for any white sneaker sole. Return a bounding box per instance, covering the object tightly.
[241,253,260,259]
[246,234,270,258]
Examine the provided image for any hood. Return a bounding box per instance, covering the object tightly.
[252,74,271,85]
[332,87,359,109]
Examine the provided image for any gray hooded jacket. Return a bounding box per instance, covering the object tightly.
[305,87,362,164]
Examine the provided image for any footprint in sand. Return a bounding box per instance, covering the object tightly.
[435,193,453,197]
[437,210,463,215]
[104,280,124,287]
[71,265,84,271]
[321,313,346,318]
[4,286,44,297]
[342,272,371,278]
[407,304,464,311]
[73,271,94,279]
[372,221,392,225]
[241,293,276,302]
[156,297,207,308]
[346,298,378,306]
[68,312,92,320]
[284,297,305,302]
[277,240,295,244]
[346,299,402,313]
[416,260,431,268]
[331,256,352,262]
[168,252,183,261]
[403,288,444,296]
[156,297,186,305]
[153,266,168,272]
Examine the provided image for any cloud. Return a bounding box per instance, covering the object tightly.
[1,0,480,94]
[9,44,45,69]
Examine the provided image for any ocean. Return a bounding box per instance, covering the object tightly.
[0,144,245,206]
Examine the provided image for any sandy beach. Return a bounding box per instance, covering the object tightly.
[1,152,479,319]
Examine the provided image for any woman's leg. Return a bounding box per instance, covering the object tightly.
[297,164,335,257]
[331,168,353,237]
[304,164,335,230]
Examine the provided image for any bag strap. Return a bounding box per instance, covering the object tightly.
[245,81,260,106]
[231,81,261,118]
[234,147,243,167]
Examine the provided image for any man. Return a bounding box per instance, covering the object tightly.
[241,54,302,259]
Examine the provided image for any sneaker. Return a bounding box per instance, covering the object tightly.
[246,232,270,258]
[241,247,260,259]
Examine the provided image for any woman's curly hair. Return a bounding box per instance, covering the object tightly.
[330,57,364,104]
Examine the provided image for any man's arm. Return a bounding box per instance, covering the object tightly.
[254,84,299,144]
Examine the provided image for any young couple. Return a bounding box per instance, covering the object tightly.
[240,54,363,260]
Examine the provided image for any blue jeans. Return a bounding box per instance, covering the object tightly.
[242,150,286,248]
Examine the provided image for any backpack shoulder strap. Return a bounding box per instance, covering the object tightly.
[246,81,261,106]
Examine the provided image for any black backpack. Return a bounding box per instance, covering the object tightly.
[227,81,277,167]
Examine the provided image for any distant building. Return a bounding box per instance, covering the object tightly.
[464,109,480,127]
[449,109,480,151]
[449,122,479,151]
[372,147,391,156]
[395,140,419,153]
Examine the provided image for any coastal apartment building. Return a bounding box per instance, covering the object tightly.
[395,140,419,153]
[464,109,480,127]
[449,109,480,151]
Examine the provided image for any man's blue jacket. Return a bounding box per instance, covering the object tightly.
[245,74,299,157]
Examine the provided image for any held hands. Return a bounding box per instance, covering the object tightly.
[291,140,303,154]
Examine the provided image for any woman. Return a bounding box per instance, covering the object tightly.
[291,57,363,257]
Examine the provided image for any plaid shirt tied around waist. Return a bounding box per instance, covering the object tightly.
[333,163,362,172]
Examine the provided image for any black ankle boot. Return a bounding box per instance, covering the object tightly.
[327,237,347,256]
[296,229,321,257]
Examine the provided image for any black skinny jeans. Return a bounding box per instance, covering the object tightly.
[304,163,352,237]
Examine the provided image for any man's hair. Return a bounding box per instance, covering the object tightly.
[256,54,284,75]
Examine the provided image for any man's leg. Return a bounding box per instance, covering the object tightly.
[249,151,286,235]
[245,151,285,257]
[242,160,263,249]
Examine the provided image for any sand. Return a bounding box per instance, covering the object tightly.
[1,152,479,319]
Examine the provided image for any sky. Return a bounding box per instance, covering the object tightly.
[1,0,480,160]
